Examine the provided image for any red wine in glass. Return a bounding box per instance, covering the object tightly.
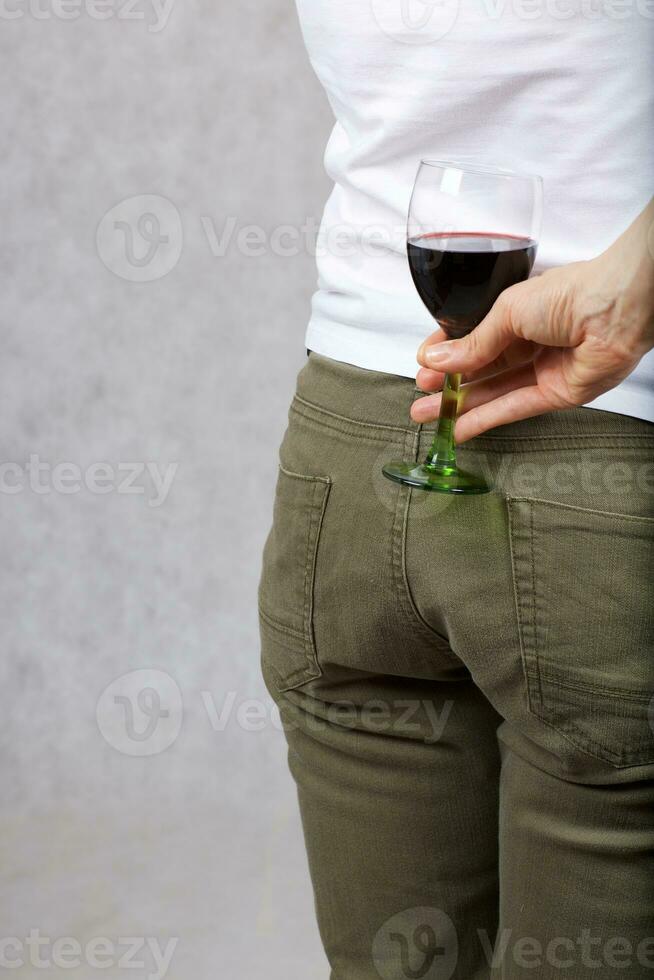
[407,232,537,339]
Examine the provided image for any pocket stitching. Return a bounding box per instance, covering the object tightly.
[259,614,317,691]
[510,495,654,525]
[508,498,542,713]
[508,495,654,767]
[290,401,412,447]
[525,702,639,768]
[260,467,332,693]
[258,605,305,641]
[278,463,331,486]
[303,477,332,661]
[537,664,654,702]
[536,678,648,766]
[528,500,545,710]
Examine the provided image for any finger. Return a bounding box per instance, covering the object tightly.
[411,360,537,423]
[417,339,539,397]
[416,367,446,392]
[410,392,444,423]
[454,386,558,443]
[417,290,518,374]
[461,338,540,383]
[457,362,537,415]
[418,328,448,356]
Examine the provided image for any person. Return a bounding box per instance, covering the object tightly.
[259,2,654,976]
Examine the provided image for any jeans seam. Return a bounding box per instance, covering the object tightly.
[258,604,305,641]
[472,433,654,441]
[462,438,654,454]
[529,501,544,707]
[279,462,331,486]
[391,427,457,654]
[306,478,331,679]
[528,703,651,768]
[259,469,330,694]
[292,394,415,436]
[538,671,654,703]
[510,495,654,524]
[507,499,541,713]
[259,616,317,690]
[530,709,651,769]
[507,499,530,706]
[290,401,409,445]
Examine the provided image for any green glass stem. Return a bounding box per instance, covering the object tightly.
[381,369,490,493]
[424,372,461,471]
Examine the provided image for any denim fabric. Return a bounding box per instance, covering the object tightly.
[259,353,654,979]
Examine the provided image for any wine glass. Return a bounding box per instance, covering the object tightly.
[383,159,543,494]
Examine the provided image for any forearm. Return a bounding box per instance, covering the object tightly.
[587,198,654,358]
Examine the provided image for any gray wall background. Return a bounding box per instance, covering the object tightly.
[1,1,332,975]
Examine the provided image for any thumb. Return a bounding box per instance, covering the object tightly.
[418,289,518,374]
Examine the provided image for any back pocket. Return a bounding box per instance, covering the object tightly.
[508,497,654,768]
[259,466,331,693]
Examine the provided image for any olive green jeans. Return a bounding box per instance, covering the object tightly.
[259,353,654,980]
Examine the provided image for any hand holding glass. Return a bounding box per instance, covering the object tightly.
[383,160,543,494]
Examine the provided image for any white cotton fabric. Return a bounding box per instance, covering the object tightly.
[296,0,654,422]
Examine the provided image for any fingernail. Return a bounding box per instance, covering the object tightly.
[424,342,453,367]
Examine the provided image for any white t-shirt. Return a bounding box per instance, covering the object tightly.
[297,0,654,423]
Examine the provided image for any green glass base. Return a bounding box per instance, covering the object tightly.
[382,460,491,495]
